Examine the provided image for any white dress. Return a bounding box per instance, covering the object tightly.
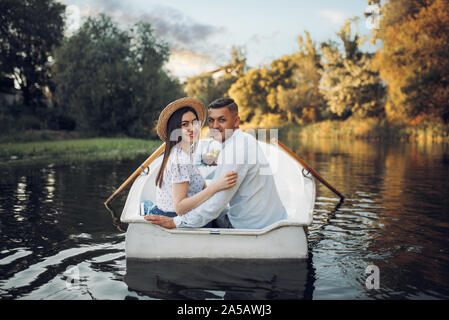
[155,145,205,213]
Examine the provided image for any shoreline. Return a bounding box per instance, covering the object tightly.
[242,119,449,143]
[2,118,448,167]
[0,137,161,167]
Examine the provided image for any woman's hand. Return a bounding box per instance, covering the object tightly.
[213,171,238,191]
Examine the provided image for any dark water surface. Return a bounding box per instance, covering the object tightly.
[1,138,449,300]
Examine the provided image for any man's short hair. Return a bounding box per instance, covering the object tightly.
[208,97,238,115]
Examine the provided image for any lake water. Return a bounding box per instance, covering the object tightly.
[1,137,449,300]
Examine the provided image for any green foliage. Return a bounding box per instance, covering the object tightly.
[52,14,182,137]
[0,0,65,108]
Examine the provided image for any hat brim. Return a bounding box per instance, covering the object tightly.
[157,97,206,142]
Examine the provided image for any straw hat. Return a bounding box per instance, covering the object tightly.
[156,97,206,142]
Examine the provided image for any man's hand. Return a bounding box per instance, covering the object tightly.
[144,214,176,229]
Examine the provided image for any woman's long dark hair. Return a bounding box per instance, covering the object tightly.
[155,106,199,188]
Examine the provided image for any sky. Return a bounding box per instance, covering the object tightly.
[60,0,380,80]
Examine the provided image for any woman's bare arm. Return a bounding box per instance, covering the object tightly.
[172,182,218,215]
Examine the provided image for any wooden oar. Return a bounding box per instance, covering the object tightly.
[271,138,345,201]
[104,142,166,208]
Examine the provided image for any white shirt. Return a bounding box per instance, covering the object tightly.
[173,129,287,229]
[155,146,204,212]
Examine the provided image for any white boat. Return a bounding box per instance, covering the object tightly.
[120,139,316,260]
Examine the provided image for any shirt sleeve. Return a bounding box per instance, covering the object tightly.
[173,161,248,228]
[171,163,191,184]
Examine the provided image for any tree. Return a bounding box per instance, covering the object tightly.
[225,46,247,78]
[373,0,449,123]
[319,20,385,119]
[184,46,247,105]
[0,0,65,110]
[229,32,325,126]
[53,14,182,136]
[369,0,428,43]
[228,68,272,124]
[270,31,325,123]
[183,74,218,105]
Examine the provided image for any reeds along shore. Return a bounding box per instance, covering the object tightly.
[274,118,449,142]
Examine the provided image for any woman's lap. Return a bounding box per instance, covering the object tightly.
[150,206,177,218]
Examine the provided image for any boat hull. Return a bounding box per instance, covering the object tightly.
[125,222,308,260]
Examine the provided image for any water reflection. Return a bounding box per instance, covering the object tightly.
[1,137,449,299]
[125,258,315,300]
[290,137,449,299]
[104,204,127,233]
[0,160,132,299]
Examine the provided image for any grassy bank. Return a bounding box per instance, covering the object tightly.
[278,118,449,142]
[0,137,161,167]
[0,129,85,143]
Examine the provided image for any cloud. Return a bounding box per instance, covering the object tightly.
[60,1,228,79]
[318,9,346,25]
[127,6,226,78]
[71,1,225,49]
[136,8,225,48]
[165,48,218,81]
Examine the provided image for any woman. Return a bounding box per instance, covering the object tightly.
[147,97,237,218]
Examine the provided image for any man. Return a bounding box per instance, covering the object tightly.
[145,97,287,229]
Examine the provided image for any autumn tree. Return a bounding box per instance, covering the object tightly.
[228,68,272,124]
[270,31,324,123]
[229,31,326,126]
[373,0,449,123]
[369,0,428,43]
[319,20,385,119]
